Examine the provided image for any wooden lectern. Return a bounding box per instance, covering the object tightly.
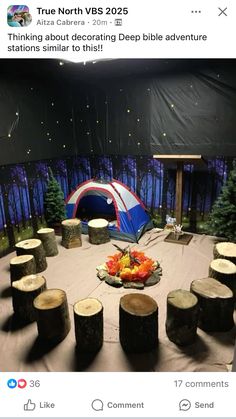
[153,155,206,225]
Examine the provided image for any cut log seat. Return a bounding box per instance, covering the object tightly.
[190,277,234,332]
[74,298,103,353]
[88,218,110,245]
[166,289,199,345]
[33,289,71,343]
[119,293,158,353]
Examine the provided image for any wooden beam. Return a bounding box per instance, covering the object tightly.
[176,162,183,225]
[153,155,202,160]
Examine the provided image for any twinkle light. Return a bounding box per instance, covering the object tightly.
[86,131,90,135]
[8,134,11,138]
[163,132,167,137]
[108,140,112,143]
[41,121,44,125]
[128,133,132,137]
[137,142,141,146]
[70,118,73,122]
[63,144,66,148]
[96,120,99,124]
[48,138,52,142]
[137,118,140,122]
[47,132,50,136]
[86,105,90,109]
[56,121,59,124]
[127,109,131,113]
[171,104,174,108]
[51,102,54,106]
[59,61,64,66]
[15,112,19,116]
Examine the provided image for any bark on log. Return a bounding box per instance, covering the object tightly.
[166,289,199,345]
[209,258,236,297]
[33,289,71,343]
[37,228,58,257]
[12,274,47,322]
[15,239,47,273]
[74,298,103,353]
[213,242,236,265]
[190,277,234,332]
[10,254,36,284]
[88,218,110,245]
[61,219,82,249]
[119,293,158,353]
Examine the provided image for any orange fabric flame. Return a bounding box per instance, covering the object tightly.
[105,250,156,282]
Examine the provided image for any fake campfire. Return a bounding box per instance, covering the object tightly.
[96,244,162,289]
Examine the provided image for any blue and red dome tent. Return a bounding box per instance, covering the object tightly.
[65,179,153,243]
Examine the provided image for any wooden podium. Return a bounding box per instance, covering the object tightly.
[153,155,206,225]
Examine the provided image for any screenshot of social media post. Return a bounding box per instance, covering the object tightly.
[0,0,235,417]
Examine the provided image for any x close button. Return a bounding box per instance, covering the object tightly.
[218,7,227,16]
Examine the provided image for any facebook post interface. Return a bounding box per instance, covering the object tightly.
[0,0,235,418]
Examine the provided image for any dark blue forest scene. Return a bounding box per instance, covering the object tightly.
[0,155,232,256]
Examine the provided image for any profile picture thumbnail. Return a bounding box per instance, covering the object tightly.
[7,5,32,27]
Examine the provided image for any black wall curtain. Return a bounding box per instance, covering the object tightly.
[1,60,236,165]
[151,67,236,155]
[0,155,233,257]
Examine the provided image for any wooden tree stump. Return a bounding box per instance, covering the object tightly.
[166,289,199,346]
[88,218,110,245]
[61,219,82,249]
[15,239,47,273]
[10,254,36,284]
[37,228,58,257]
[33,289,71,343]
[209,258,236,297]
[213,242,236,265]
[190,277,234,332]
[12,274,47,322]
[74,298,103,353]
[119,293,158,353]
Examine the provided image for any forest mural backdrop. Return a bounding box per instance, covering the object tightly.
[0,155,233,257]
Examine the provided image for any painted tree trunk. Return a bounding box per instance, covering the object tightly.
[119,293,158,353]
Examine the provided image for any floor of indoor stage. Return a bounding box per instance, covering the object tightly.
[0,230,235,372]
